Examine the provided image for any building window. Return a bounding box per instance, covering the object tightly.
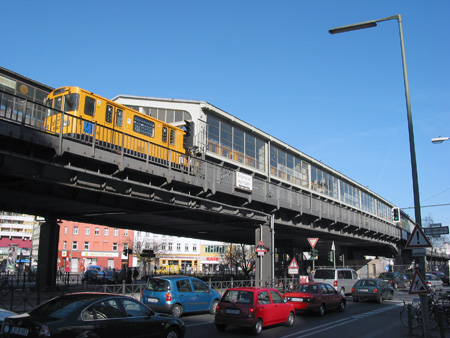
[168,243,173,251]
[104,228,109,236]
[193,244,197,252]
[185,243,189,252]
[124,229,128,237]
[85,227,90,236]
[64,226,67,235]
[94,228,99,236]
[72,241,78,250]
[114,228,118,236]
[112,243,118,251]
[73,227,79,235]
[177,243,181,251]
[84,242,89,250]
[162,244,166,251]
[63,241,67,250]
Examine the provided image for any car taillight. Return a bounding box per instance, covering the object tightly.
[216,304,220,312]
[248,308,255,318]
[372,289,378,293]
[334,281,338,287]
[39,325,50,337]
[352,288,355,292]
[166,292,173,301]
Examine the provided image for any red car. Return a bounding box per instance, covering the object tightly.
[215,287,295,335]
[283,283,346,316]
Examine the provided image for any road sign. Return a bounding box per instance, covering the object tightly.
[405,224,432,249]
[409,271,429,294]
[307,238,318,249]
[423,226,449,236]
[288,258,299,275]
[255,241,267,253]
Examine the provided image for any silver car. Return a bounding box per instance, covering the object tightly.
[425,273,444,292]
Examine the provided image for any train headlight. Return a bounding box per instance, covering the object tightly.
[63,119,70,127]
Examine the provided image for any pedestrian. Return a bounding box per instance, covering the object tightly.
[112,268,118,284]
[126,268,132,284]
[307,266,314,283]
[133,267,139,283]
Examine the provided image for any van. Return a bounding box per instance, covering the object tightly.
[313,268,359,295]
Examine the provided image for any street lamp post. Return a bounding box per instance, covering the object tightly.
[329,15,429,337]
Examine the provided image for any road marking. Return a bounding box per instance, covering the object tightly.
[279,304,401,338]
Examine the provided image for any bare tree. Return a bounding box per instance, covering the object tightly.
[225,243,256,276]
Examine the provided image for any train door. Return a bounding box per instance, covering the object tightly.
[104,104,123,150]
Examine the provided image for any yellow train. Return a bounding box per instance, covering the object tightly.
[44,86,187,164]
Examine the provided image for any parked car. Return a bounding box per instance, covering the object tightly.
[87,265,104,277]
[313,268,359,294]
[215,287,295,335]
[81,269,100,284]
[427,271,450,286]
[0,292,185,338]
[0,309,16,325]
[378,272,408,289]
[283,282,346,316]
[141,276,221,317]
[425,273,444,292]
[352,278,394,303]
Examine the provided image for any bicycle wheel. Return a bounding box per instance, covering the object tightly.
[400,306,420,329]
[417,309,439,330]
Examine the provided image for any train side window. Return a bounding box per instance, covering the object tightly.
[116,109,123,127]
[133,115,154,137]
[162,127,167,143]
[106,105,113,123]
[84,96,95,117]
[170,130,175,146]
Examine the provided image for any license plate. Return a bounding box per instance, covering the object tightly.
[359,289,369,292]
[147,298,158,303]
[225,309,240,315]
[291,297,303,302]
[11,327,29,336]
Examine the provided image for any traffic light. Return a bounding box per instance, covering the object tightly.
[183,120,193,149]
[328,251,334,261]
[392,207,401,222]
[311,249,318,260]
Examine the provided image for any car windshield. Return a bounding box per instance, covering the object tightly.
[292,284,319,293]
[222,290,254,304]
[379,273,392,278]
[146,278,170,291]
[356,280,377,287]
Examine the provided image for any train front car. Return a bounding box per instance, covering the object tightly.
[44,86,188,169]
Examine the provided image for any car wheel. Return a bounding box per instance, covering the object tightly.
[215,324,226,332]
[164,327,180,338]
[318,304,325,316]
[210,300,219,314]
[170,304,183,318]
[252,318,263,335]
[389,291,394,300]
[339,287,345,295]
[338,300,346,312]
[393,282,398,289]
[377,294,382,303]
[286,312,295,327]
[353,297,359,302]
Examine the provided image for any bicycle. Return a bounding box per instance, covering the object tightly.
[400,298,422,329]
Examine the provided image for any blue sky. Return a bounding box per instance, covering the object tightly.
[3,1,450,229]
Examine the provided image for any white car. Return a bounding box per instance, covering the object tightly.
[425,273,444,292]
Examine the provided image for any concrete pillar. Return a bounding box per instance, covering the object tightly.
[255,217,274,286]
[37,221,60,287]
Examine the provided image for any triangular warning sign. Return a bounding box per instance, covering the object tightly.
[255,240,267,253]
[307,238,319,249]
[288,258,299,269]
[405,224,432,248]
[409,271,429,294]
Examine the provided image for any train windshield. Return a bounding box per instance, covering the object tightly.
[46,92,79,116]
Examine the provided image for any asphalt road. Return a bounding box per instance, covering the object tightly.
[182,287,449,338]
